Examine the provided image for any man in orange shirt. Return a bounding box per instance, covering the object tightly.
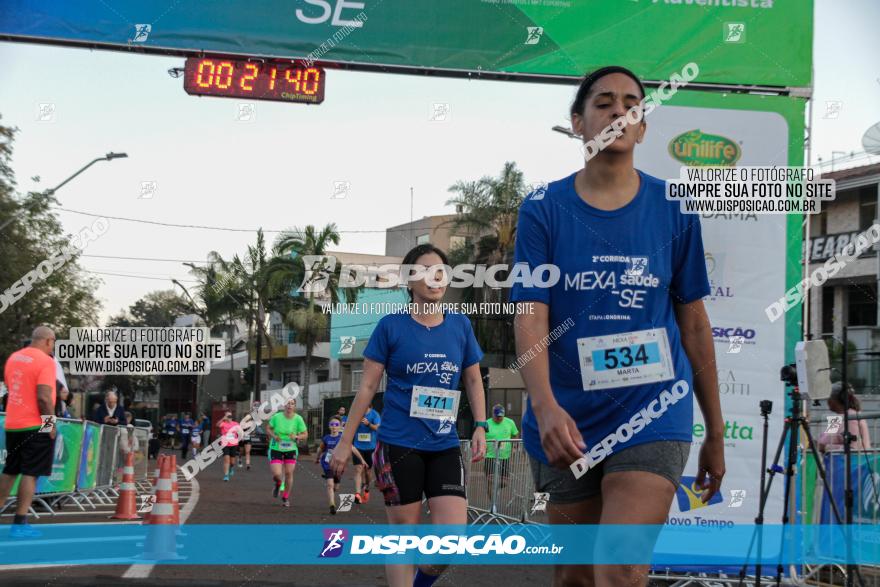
[0,326,58,537]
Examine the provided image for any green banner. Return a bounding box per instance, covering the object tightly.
[0,0,812,87]
[36,419,84,494]
[76,422,101,491]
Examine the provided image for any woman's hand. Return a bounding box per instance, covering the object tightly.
[330,441,352,478]
[696,435,726,503]
[470,427,486,462]
[535,402,586,470]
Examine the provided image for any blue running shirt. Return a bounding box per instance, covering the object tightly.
[510,170,710,465]
[363,312,483,451]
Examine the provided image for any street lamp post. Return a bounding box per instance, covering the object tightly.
[0,151,128,232]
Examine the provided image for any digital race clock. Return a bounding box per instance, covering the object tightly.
[183,58,325,104]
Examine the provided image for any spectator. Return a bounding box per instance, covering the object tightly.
[819,382,872,452]
[92,390,126,426]
[0,326,58,537]
[336,406,347,425]
[484,404,519,499]
[148,431,161,460]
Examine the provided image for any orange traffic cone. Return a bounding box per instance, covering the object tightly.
[139,454,183,560]
[144,455,176,525]
[142,454,165,524]
[110,451,141,520]
[170,455,181,524]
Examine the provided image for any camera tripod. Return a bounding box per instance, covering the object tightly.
[737,386,864,587]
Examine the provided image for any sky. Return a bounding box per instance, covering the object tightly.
[0,0,878,325]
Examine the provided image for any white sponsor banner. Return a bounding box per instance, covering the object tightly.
[636,101,789,526]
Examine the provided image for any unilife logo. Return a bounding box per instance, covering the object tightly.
[668,129,741,167]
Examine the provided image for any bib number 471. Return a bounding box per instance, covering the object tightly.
[603,344,649,369]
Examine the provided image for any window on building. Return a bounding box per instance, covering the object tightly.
[817,206,827,236]
[271,324,282,340]
[847,283,877,327]
[859,187,877,232]
[449,235,467,251]
[317,370,329,383]
[416,234,430,245]
[822,285,835,334]
[352,369,362,392]
[282,371,297,385]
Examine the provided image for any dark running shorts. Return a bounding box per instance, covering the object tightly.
[372,441,466,507]
[268,449,298,464]
[321,469,341,483]
[353,449,374,468]
[529,440,690,505]
[484,457,510,478]
[3,429,54,477]
[222,445,239,457]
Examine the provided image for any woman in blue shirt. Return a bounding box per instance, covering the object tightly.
[511,66,725,587]
[331,243,487,587]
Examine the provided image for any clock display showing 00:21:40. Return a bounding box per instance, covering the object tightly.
[182,58,326,104]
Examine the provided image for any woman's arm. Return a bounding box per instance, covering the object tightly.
[341,358,385,446]
[462,363,487,461]
[331,359,384,477]
[514,303,585,468]
[674,299,725,500]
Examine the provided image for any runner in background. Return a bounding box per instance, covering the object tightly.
[163,413,179,449]
[331,244,487,587]
[315,416,364,515]
[510,66,724,587]
[0,326,58,538]
[179,411,195,459]
[266,398,307,507]
[190,425,202,459]
[484,404,518,500]
[238,420,253,470]
[217,411,240,482]
[352,401,380,504]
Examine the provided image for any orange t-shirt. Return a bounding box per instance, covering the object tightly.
[4,347,57,430]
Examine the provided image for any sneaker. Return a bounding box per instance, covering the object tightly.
[238,463,243,468]
[330,505,337,515]
[363,490,370,504]
[10,524,42,539]
[223,475,229,482]
[229,467,235,478]
[273,481,281,498]
[282,498,290,507]
[246,464,251,470]
[354,493,362,504]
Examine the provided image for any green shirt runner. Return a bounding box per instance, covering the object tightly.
[486,417,519,459]
[268,412,307,453]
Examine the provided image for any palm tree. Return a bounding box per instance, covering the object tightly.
[444,161,528,364]
[268,224,360,406]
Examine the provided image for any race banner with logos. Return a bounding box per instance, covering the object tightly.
[36,418,84,494]
[634,90,805,527]
[76,421,102,491]
[0,0,811,86]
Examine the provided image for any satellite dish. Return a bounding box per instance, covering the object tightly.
[862,122,880,155]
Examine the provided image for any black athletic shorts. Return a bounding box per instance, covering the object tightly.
[3,429,54,477]
[240,438,251,445]
[321,469,341,483]
[484,457,510,478]
[372,441,466,506]
[353,448,374,468]
[222,445,239,457]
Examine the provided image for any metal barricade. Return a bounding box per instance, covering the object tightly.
[95,424,120,500]
[461,439,541,525]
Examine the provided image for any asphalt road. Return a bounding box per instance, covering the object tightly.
[0,450,554,586]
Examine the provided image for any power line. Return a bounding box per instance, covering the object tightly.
[54,206,436,234]
[83,269,200,283]
[82,254,211,264]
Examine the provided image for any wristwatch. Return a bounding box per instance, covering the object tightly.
[474,421,488,431]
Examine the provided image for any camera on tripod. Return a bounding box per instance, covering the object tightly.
[779,364,798,387]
